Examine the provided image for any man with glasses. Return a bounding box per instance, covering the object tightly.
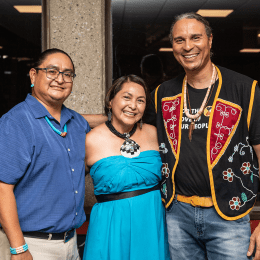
[0,48,90,260]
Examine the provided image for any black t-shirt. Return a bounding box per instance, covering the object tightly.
[175,81,218,197]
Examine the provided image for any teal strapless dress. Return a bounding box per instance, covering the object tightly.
[83,150,170,260]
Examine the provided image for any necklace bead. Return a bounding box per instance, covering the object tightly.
[105,120,137,139]
[183,64,216,120]
[45,116,67,137]
[184,64,217,141]
[105,120,140,158]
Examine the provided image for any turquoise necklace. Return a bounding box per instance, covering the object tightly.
[45,116,67,137]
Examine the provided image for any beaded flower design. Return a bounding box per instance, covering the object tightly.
[161,163,170,178]
[240,162,251,175]
[229,197,241,210]
[223,168,234,182]
[224,137,259,211]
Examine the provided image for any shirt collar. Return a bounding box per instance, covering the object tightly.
[25,94,74,124]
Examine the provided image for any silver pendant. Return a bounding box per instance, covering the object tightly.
[120,138,140,158]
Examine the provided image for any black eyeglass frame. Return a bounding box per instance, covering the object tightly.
[34,67,76,83]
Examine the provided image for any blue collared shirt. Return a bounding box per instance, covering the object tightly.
[0,94,90,233]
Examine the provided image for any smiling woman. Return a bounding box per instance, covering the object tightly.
[83,75,171,260]
[106,75,148,133]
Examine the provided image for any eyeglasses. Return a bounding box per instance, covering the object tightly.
[34,68,76,83]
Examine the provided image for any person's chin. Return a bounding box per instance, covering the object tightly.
[121,117,139,126]
[183,61,202,72]
[50,90,70,100]
[49,94,67,103]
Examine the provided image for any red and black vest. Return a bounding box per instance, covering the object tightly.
[154,65,259,220]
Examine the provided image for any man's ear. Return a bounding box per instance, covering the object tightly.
[29,68,36,85]
[209,34,213,49]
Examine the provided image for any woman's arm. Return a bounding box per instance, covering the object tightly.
[81,114,107,129]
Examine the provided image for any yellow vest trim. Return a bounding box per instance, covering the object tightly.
[247,80,257,130]
[154,85,160,113]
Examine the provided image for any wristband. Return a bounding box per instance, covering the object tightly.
[10,243,28,255]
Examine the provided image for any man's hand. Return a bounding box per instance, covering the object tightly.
[247,224,260,259]
[11,250,33,260]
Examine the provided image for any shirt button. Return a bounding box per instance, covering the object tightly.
[72,169,74,172]
[75,190,78,194]
[68,148,70,152]
[76,212,78,216]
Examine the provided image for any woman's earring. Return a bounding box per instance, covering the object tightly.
[140,118,143,129]
[31,84,34,88]
[108,108,112,121]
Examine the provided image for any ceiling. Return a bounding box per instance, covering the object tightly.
[0,0,41,57]
[111,0,260,79]
[112,0,260,24]
[1,0,260,53]
[1,0,260,77]
[112,0,260,50]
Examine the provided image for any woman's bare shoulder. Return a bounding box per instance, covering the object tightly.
[141,123,158,138]
[86,123,108,145]
[87,123,107,134]
[137,123,159,151]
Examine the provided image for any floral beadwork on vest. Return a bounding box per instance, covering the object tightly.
[161,162,170,199]
[161,94,182,156]
[222,137,259,211]
[209,99,242,167]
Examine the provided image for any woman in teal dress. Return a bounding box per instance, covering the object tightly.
[83,75,170,260]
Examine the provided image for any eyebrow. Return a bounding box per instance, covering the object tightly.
[173,33,203,41]
[191,33,203,38]
[173,36,184,41]
[123,92,146,99]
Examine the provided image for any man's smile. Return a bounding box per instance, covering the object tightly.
[182,53,199,59]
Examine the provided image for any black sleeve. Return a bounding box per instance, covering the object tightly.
[143,91,157,126]
[249,84,260,145]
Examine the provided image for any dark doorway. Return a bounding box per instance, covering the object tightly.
[0,1,41,117]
